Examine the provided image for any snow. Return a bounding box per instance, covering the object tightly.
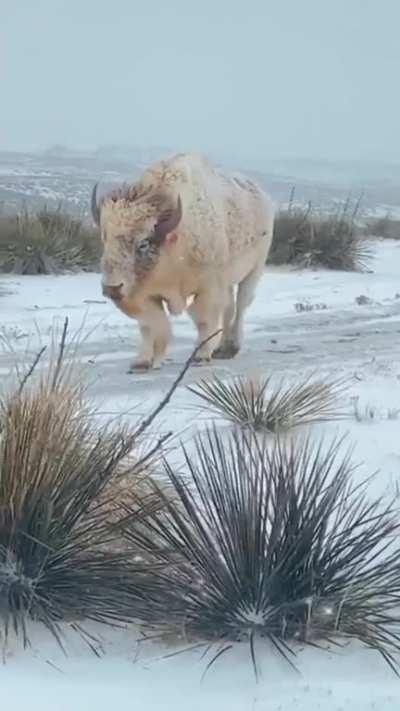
[0,240,400,709]
[1,623,400,710]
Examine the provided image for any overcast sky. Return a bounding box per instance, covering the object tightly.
[1,0,399,163]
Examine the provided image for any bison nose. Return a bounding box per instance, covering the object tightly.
[102,283,124,301]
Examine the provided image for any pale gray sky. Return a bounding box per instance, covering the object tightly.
[1,0,399,162]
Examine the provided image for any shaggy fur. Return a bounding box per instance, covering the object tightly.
[92,153,274,370]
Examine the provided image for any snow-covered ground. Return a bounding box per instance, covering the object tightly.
[0,239,400,709]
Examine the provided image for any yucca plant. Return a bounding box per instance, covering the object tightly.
[0,344,166,645]
[119,428,400,675]
[188,373,348,432]
[301,199,372,271]
[269,193,372,271]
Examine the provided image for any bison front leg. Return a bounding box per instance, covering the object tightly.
[129,299,172,371]
[214,264,264,359]
[188,290,224,362]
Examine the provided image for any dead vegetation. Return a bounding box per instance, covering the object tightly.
[0,319,176,643]
[268,192,372,271]
[0,324,227,644]
[0,381,158,642]
[0,204,101,274]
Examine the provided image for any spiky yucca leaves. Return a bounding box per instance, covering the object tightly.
[120,428,400,674]
[188,374,347,432]
[0,205,100,274]
[301,203,372,272]
[0,362,165,645]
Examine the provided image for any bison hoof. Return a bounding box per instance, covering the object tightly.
[213,343,240,359]
[128,359,153,373]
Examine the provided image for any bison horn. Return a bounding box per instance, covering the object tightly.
[91,183,101,226]
[154,195,182,243]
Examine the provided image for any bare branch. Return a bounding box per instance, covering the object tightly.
[133,329,222,439]
[17,346,47,395]
[51,317,69,390]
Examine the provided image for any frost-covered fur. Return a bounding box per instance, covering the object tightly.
[94,153,274,370]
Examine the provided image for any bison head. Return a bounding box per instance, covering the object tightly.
[91,184,182,303]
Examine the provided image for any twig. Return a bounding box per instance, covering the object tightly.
[133,329,222,439]
[17,346,47,395]
[129,431,173,475]
[51,317,69,390]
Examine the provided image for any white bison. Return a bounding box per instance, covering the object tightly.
[91,153,274,370]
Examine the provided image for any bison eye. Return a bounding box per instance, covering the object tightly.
[136,238,150,253]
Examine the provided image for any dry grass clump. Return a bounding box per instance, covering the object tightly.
[268,195,372,271]
[0,320,217,645]
[119,428,400,674]
[188,373,348,432]
[0,337,167,644]
[0,204,101,274]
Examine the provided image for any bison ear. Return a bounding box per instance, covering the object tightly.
[154,195,182,244]
[91,183,101,226]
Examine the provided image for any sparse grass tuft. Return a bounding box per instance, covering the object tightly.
[119,428,400,675]
[0,204,101,274]
[269,194,372,271]
[188,373,348,432]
